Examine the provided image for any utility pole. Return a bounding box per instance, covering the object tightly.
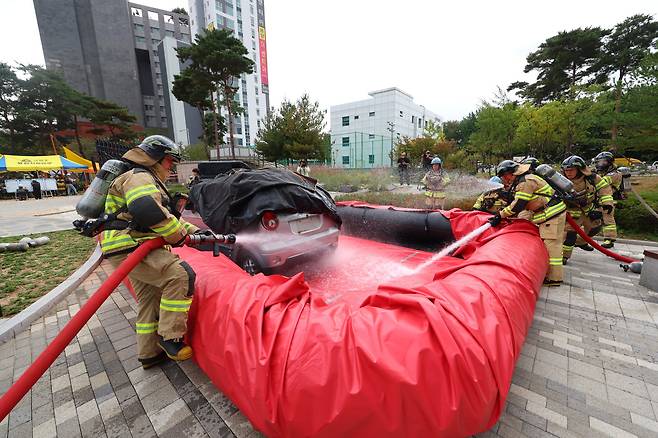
[386,121,395,167]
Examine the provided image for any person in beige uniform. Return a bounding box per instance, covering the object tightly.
[421,157,450,209]
[593,151,622,248]
[473,176,510,214]
[489,160,567,287]
[101,135,200,369]
[560,155,614,263]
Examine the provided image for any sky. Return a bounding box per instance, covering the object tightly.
[2,0,656,122]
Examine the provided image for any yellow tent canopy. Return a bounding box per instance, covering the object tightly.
[0,154,88,172]
[63,147,96,173]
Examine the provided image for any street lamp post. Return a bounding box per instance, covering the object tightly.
[386,121,395,167]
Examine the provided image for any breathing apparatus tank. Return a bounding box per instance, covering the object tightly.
[76,160,130,219]
[535,164,575,197]
[618,167,632,192]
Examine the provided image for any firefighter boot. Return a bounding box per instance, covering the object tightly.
[543,279,562,287]
[576,244,594,252]
[158,336,193,361]
[601,239,615,249]
[139,351,168,370]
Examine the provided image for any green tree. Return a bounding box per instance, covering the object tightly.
[469,103,520,163]
[443,112,477,146]
[256,95,326,163]
[201,112,226,154]
[174,28,254,159]
[508,27,608,103]
[596,14,658,148]
[171,8,189,25]
[87,99,138,142]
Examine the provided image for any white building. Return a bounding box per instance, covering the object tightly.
[188,0,269,155]
[330,88,441,168]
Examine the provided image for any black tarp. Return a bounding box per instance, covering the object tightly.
[188,168,342,233]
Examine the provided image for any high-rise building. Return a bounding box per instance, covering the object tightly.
[330,88,441,168]
[33,0,192,132]
[188,0,269,150]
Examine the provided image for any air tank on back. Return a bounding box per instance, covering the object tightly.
[535,164,574,195]
[618,167,632,192]
[76,160,130,219]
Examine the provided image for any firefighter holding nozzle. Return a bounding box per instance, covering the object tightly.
[100,136,203,369]
[560,155,614,264]
[488,160,567,287]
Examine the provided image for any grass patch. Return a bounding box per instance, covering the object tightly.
[312,167,400,192]
[0,230,95,316]
[616,175,658,242]
[335,192,476,210]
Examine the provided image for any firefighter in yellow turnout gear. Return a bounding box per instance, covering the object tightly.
[560,155,613,264]
[593,151,623,248]
[473,176,510,214]
[489,160,567,287]
[101,136,200,369]
[422,157,450,209]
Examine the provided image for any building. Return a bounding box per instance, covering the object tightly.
[330,88,441,168]
[33,0,192,132]
[188,0,269,152]
[157,37,203,147]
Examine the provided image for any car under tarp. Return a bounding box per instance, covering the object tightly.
[174,206,548,437]
[188,168,341,233]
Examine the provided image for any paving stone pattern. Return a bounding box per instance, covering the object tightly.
[1,242,657,437]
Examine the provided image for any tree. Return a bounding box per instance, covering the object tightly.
[88,99,138,142]
[508,27,608,104]
[256,95,327,163]
[201,112,227,154]
[469,103,520,163]
[596,14,658,148]
[175,29,254,159]
[443,112,477,146]
[171,7,189,26]
[0,63,21,147]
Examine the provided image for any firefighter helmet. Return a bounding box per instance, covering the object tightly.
[496,160,519,177]
[594,151,614,172]
[431,157,442,165]
[138,135,181,162]
[521,156,540,171]
[561,155,587,170]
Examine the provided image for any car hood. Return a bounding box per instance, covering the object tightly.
[188,168,342,233]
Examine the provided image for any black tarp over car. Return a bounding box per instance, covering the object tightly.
[188,168,342,233]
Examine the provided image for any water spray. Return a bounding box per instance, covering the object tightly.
[410,222,493,273]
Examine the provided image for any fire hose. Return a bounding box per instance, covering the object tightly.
[565,213,639,264]
[0,232,235,422]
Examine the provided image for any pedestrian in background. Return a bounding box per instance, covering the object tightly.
[397,152,411,185]
[422,151,432,172]
[297,159,310,177]
[187,168,201,187]
[65,173,78,195]
[31,179,42,200]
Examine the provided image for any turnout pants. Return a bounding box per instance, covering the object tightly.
[539,212,566,282]
[601,206,618,240]
[109,247,196,360]
[563,209,600,260]
[425,192,446,210]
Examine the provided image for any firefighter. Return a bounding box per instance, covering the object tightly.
[521,156,540,172]
[101,135,200,369]
[561,155,614,263]
[593,151,622,248]
[489,160,567,286]
[421,157,450,209]
[473,176,510,214]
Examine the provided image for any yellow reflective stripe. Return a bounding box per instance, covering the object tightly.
[595,179,608,190]
[549,257,563,266]
[160,298,192,312]
[603,225,616,230]
[563,245,573,250]
[600,195,614,203]
[152,218,182,237]
[515,192,533,200]
[136,322,158,334]
[183,222,196,232]
[126,184,159,204]
[536,185,554,195]
[100,230,137,252]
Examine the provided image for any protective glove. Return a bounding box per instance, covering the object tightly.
[602,205,613,214]
[488,213,502,227]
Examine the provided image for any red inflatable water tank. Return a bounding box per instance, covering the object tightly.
[176,208,547,437]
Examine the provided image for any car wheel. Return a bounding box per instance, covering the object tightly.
[237,250,263,275]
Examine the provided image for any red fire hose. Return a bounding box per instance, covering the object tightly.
[565,213,638,263]
[0,238,165,422]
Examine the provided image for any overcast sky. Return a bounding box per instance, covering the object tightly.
[2,0,656,122]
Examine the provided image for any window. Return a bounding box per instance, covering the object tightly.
[144,104,154,110]
[418,119,421,128]
[342,156,350,165]
[369,111,375,117]
[130,7,142,17]
[354,115,359,120]
[368,155,375,164]
[148,11,159,21]
[399,110,403,117]
[161,117,167,123]
[368,134,375,139]
[166,30,174,37]
[134,24,144,31]
[152,39,159,45]
[342,116,349,126]
[160,105,165,112]
[135,36,145,43]
[238,138,244,146]
[164,14,174,24]
[412,115,415,124]
[342,137,350,147]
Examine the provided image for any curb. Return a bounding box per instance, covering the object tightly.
[592,236,658,248]
[0,244,103,343]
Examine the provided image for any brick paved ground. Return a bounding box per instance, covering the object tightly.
[0,241,656,437]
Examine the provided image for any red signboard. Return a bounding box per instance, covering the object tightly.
[258,26,268,86]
